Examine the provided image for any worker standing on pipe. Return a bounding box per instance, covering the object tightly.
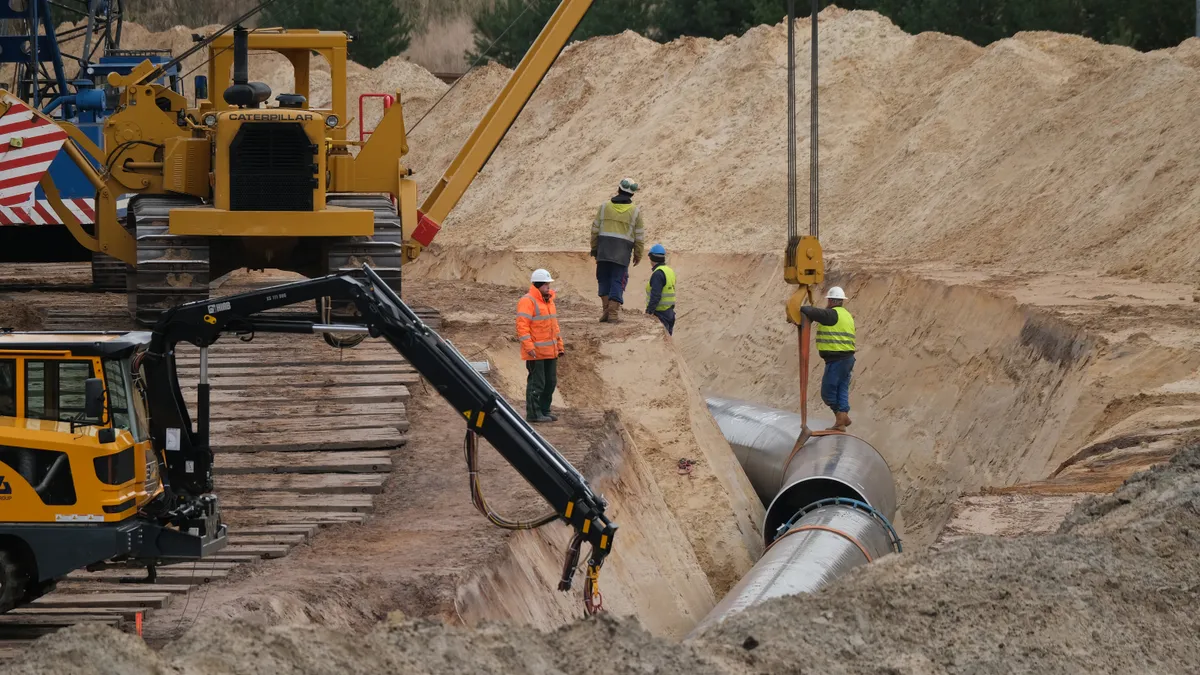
[590,178,646,323]
[643,243,676,335]
[517,269,565,424]
[800,286,856,431]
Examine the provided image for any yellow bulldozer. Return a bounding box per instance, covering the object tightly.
[11,0,595,324]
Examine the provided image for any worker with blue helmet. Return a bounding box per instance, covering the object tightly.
[644,243,676,335]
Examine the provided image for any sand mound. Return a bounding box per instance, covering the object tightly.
[10,444,1200,674]
[392,8,1200,284]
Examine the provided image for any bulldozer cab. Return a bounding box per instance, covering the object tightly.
[197,28,351,144]
[0,332,163,525]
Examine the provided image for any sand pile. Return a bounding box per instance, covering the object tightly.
[391,8,1200,284]
[9,443,1200,674]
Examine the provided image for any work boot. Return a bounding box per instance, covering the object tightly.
[842,412,852,428]
[543,412,559,422]
[608,301,622,323]
[527,413,553,424]
[829,412,850,432]
[599,296,610,323]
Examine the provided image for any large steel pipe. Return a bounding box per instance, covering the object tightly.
[705,397,896,540]
[692,396,901,633]
[690,502,897,635]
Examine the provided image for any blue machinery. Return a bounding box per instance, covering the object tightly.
[0,0,180,264]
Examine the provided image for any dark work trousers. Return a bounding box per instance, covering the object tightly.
[525,357,558,417]
[820,355,855,414]
[652,308,676,335]
[595,261,630,304]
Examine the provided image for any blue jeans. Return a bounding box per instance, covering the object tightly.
[820,356,854,414]
[596,261,629,304]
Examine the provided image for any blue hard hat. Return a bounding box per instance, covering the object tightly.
[649,243,666,256]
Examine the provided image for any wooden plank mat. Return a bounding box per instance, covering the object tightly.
[33,593,172,609]
[217,473,387,494]
[213,429,406,453]
[66,568,229,584]
[220,509,368,525]
[209,415,407,435]
[185,385,410,405]
[218,491,374,512]
[202,402,404,421]
[219,544,291,559]
[214,450,393,474]
[228,533,307,546]
[52,583,195,596]
[224,523,319,537]
[196,373,420,389]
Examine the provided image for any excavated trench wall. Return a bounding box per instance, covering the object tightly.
[410,250,1197,548]
[430,305,764,639]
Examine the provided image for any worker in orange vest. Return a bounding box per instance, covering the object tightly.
[517,268,565,423]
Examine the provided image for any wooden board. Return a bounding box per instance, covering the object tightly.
[220,510,368,525]
[225,523,319,537]
[217,491,374,512]
[66,568,229,583]
[209,415,408,436]
[0,614,122,628]
[185,384,410,405]
[51,583,195,595]
[228,533,307,546]
[217,473,387,494]
[213,428,406,453]
[195,373,420,390]
[219,544,291,559]
[202,402,405,422]
[33,593,172,609]
[10,607,146,620]
[174,362,417,372]
[213,450,393,474]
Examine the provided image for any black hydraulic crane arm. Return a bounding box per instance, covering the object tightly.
[140,265,617,583]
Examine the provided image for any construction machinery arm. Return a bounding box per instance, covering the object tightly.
[140,265,616,602]
[407,0,596,261]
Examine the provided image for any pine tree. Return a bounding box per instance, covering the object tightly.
[468,0,652,68]
[263,0,414,68]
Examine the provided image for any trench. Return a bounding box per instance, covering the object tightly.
[403,247,1200,636]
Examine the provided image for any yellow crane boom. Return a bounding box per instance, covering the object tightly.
[406,0,596,262]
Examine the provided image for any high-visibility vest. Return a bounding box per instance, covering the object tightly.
[815,306,855,352]
[645,265,676,312]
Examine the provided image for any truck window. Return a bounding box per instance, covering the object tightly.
[103,359,131,432]
[25,360,96,423]
[0,359,14,417]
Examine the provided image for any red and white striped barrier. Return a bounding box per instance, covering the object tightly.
[0,94,68,209]
[0,197,130,225]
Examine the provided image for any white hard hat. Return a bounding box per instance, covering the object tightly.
[531,268,553,283]
[619,177,640,193]
[825,286,847,300]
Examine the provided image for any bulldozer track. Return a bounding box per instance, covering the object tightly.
[0,268,439,657]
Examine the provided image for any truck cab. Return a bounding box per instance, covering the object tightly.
[0,332,224,613]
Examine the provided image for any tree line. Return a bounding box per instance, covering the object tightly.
[257,0,1196,69]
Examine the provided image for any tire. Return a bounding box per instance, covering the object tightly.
[0,548,29,614]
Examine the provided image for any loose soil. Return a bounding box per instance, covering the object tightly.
[8,444,1199,674]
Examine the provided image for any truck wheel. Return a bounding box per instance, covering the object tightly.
[0,549,28,613]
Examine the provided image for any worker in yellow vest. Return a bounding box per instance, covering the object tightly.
[800,286,856,431]
[644,243,675,335]
[590,178,646,323]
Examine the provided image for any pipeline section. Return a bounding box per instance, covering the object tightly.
[691,397,901,634]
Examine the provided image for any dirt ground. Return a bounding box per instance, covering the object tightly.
[9,443,1200,674]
